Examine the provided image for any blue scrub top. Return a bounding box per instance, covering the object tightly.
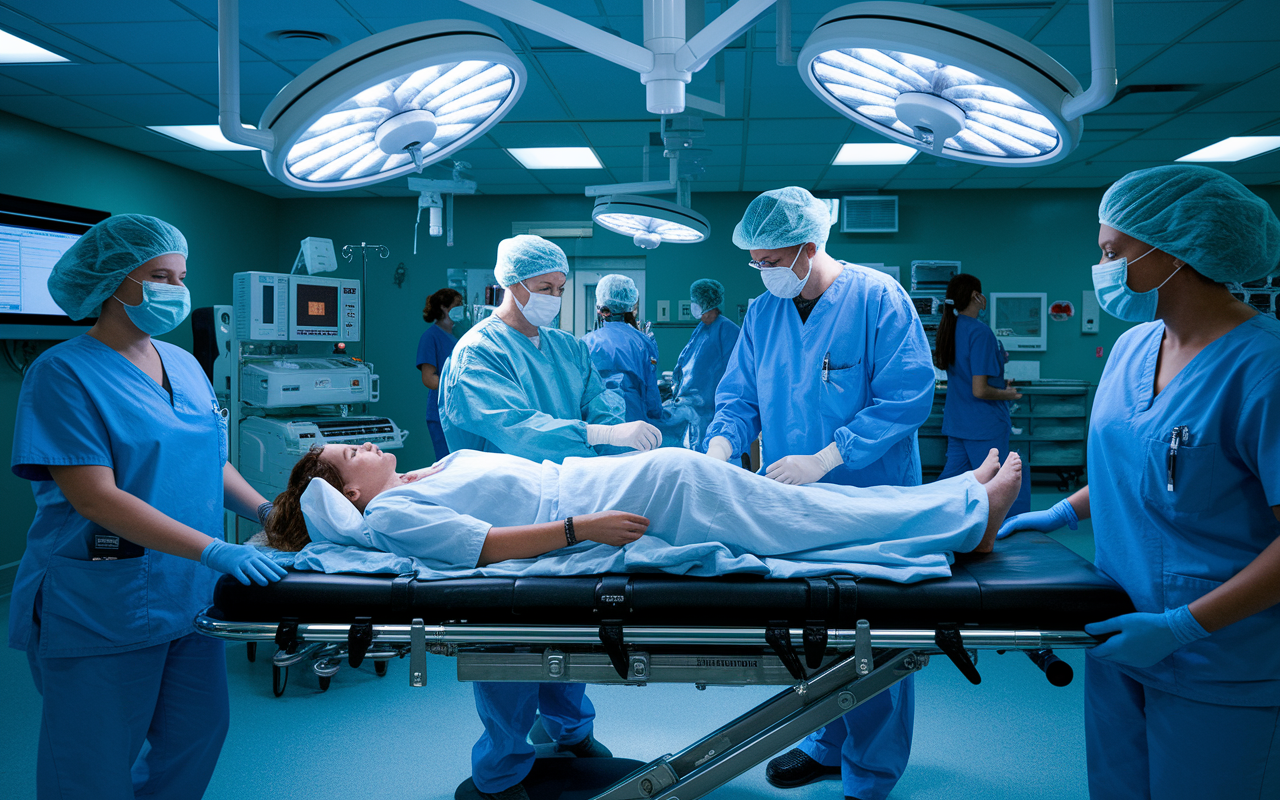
[941,314,1010,441]
[9,335,224,659]
[1089,314,1280,706]
[706,263,935,488]
[582,321,662,423]
[439,316,625,463]
[672,315,741,449]
[415,323,458,422]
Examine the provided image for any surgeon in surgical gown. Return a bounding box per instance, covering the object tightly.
[704,188,935,800]
[439,235,661,800]
[666,279,740,450]
[582,274,662,424]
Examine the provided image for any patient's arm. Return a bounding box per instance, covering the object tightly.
[477,511,650,566]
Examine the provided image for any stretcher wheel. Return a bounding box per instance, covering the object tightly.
[273,665,288,697]
[246,642,257,662]
[318,675,331,692]
[375,661,387,677]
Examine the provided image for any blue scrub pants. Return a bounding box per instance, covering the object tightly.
[1085,656,1280,799]
[427,419,450,461]
[938,435,1031,517]
[798,674,915,800]
[471,681,596,793]
[27,627,229,800]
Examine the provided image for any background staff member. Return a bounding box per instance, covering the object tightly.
[9,214,285,799]
[582,274,662,425]
[416,287,465,460]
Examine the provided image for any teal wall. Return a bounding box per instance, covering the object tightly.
[0,112,280,591]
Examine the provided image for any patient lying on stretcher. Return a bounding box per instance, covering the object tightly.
[263,444,1022,577]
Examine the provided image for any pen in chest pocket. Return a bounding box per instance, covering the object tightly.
[822,352,830,382]
[1166,425,1189,492]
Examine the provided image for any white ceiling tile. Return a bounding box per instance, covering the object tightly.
[467,168,545,184]
[747,118,852,146]
[700,120,745,147]
[1034,3,1221,47]
[747,52,836,118]
[1140,112,1279,140]
[746,143,837,165]
[0,75,48,95]
[1192,69,1280,114]
[1038,44,1162,84]
[446,148,520,169]
[536,51,648,120]
[1102,90,1200,115]
[498,67,570,122]
[1022,177,1114,188]
[745,164,825,181]
[1184,0,1280,42]
[0,63,177,95]
[691,182,741,192]
[65,126,189,151]
[478,185,552,194]
[145,149,258,172]
[66,93,215,126]
[1,0,195,24]
[486,122,588,148]
[0,95,125,127]
[953,178,1034,189]
[881,178,963,190]
[579,121,660,146]
[1084,113,1173,131]
[55,21,225,63]
[1124,41,1280,85]
[1088,138,1205,161]
[139,61,294,96]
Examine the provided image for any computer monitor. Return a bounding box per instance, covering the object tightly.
[0,194,110,339]
[989,292,1047,352]
[288,274,360,341]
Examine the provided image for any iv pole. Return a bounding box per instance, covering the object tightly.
[341,242,389,363]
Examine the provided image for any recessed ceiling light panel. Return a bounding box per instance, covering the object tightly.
[257,20,525,191]
[593,195,709,249]
[508,147,603,169]
[799,2,1086,166]
[0,29,68,64]
[1177,136,1280,163]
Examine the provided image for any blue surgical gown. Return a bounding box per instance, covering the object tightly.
[9,335,224,657]
[582,320,662,423]
[705,263,935,487]
[1088,314,1280,707]
[671,315,741,449]
[439,316,625,461]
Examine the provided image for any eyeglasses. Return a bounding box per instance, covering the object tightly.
[747,260,786,271]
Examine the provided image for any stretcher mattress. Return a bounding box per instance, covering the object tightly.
[207,533,1132,629]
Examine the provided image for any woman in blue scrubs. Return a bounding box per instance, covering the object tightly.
[933,274,1029,515]
[666,279,740,449]
[416,287,464,460]
[9,214,286,799]
[582,274,662,424]
[1000,166,1280,798]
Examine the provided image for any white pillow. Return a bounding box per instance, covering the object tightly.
[300,476,366,545]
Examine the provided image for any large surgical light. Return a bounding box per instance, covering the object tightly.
[798,1,1116,166]
[218,0,524,192]
[593,195,710,250]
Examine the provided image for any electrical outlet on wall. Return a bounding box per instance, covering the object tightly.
[657,300,670,322]
[678,300,692,321]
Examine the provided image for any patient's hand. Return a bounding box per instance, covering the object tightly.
[575,511,649,547]
[401,464,444,483]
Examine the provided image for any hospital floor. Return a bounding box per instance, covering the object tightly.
[0,487,1096,800]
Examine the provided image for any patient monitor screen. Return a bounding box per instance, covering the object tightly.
[295,283,338,329]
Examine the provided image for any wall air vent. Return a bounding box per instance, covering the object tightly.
[840,196,898,233]
[512,221,594,238]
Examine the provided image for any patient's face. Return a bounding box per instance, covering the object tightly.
[320,442,397,502]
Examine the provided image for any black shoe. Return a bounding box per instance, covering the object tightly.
[556,735,613,758]
[476,783,530,800]
[765,749,842,788]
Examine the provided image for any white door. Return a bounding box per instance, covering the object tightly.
[569,257,646,337]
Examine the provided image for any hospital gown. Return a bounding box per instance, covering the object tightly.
[439,315,624,460]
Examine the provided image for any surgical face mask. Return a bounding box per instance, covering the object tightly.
[448,306,465,323]
[1091,247,1181,323]
[690,302,703,318]
[114,276,191,336]
[515,280,562,328]
[756,247,810,299]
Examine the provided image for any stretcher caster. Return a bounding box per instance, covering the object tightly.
[246,642,257,662]
[318,675,331,692]
[375,660,388,677]
[273,665,288,697]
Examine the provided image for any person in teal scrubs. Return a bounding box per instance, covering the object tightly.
[666,279,740,449]
[704,188,935,800]
[9,214,285,799]
[440,236,660,800]
[933,273,1029,516]
[1000,165,1280,798]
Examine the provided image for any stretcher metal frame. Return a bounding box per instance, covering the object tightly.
[196,533,1132,800]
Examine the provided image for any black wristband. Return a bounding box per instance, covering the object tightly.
[564,517,577,547]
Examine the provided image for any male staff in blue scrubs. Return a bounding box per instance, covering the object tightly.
[10,214,285,799]
[441,235,660,800]
[1000,165,1280,799]
[703,188,935,800]
[666,279,740,450]
[582,274,663,424]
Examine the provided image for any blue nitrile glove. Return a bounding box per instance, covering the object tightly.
[1085,605,1210,668]
[996,498,1079,540]
[200,540,287,586]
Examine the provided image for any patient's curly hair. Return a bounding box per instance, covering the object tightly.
[264,446,347,553]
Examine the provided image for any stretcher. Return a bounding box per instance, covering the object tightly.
[196,532,1131,800]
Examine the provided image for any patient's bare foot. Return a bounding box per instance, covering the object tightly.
[973,452,1022,553]
[973,448,1000,485]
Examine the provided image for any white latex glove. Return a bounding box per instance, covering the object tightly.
[586,421,661,451]
[705,436,733,461]
[765,442,843,485]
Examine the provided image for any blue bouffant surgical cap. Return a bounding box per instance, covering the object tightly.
[690,279,724,312]
[595,274,638,313]
[1099,165,1280,284]
[732,186,834,251]
[48,214,188,321]
[494,235,569,287]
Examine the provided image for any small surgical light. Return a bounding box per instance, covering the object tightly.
[593,195,710,250]
[798,1,1117,166]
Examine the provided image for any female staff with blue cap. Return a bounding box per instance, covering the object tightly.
[999,165,1280,798]
[666,279,740,449]
[440,236,656,800]
[704,188,935,800]
[9,214,286,799]
[582,274,663,424]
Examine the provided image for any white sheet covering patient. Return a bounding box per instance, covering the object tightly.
[266,445,1022,583]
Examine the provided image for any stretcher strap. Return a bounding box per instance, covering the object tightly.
[766,622,805,680]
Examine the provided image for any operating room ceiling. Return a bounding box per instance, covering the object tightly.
[1,0,1277,198]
